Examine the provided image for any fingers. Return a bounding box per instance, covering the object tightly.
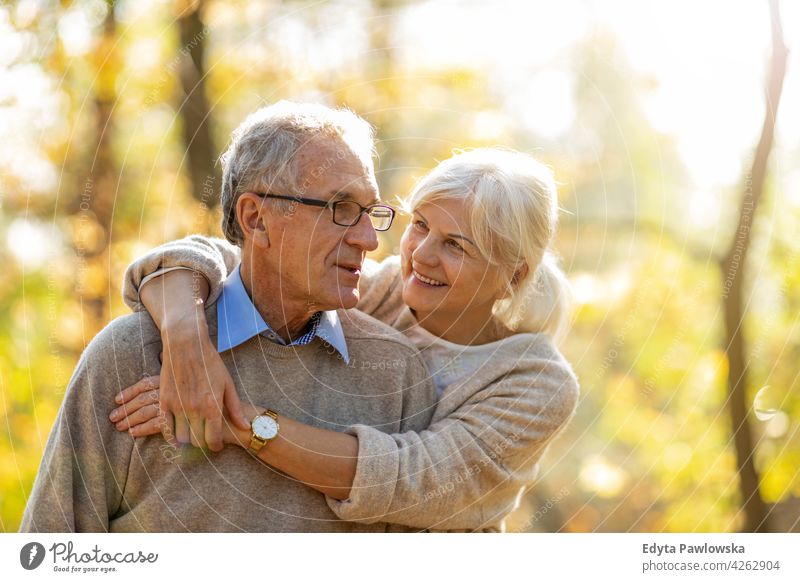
[161,410,176,442]
[190,391,225,449]
[223,383,251,430]
[188,415,205,449]
[111,388,231,454]
[109,389,160,423]
[175,415,191,445]
[112,402,161,432]
[205,415,224,452]
[130,416,166,438]
[116,375,160,405]
[155,337,236,451]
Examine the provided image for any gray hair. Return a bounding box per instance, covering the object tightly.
[402,147,571,341]
[219,100,376,245]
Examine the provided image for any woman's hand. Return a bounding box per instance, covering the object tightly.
[109,311,251,451]
[109,376,165,438]
[110,375,261,447]
[112,377,359,499]
[136,268,251,451]
[159,315,250,451]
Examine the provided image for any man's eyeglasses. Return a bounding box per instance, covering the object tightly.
[253,193,396,231]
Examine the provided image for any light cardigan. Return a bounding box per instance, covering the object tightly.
[123,235,580,531]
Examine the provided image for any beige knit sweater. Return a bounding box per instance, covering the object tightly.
[20,302,436,532]
[122,236,580,532]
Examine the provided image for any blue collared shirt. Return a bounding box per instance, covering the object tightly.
[216,266,349,363]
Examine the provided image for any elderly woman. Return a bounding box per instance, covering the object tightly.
[112,147,579,531]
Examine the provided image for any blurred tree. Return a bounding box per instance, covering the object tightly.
[177,0,220,207]
[78,0,118,328]
[720,0,788,533]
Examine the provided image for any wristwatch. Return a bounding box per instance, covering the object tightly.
[248,409,280,453]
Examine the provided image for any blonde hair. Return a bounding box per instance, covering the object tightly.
[403,147,571,341]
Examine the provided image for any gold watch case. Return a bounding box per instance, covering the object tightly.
[248,409,279,453]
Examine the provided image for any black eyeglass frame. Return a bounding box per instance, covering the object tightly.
[253,192,396,231]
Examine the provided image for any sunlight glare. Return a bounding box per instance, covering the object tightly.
[579,454,628,498]
[7,220,57,269]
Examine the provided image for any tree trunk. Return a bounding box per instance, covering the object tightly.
[719,0,788,533]
[177,0,219,208]
[78,0,119,330]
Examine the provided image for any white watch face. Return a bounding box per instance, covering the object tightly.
[252,415,278,440]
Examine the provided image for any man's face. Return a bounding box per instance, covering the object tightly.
[261,138,381,312]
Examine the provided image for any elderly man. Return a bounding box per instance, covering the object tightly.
[21,102,436,532]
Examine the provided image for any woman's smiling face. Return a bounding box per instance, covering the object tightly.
[400,197,510,334]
